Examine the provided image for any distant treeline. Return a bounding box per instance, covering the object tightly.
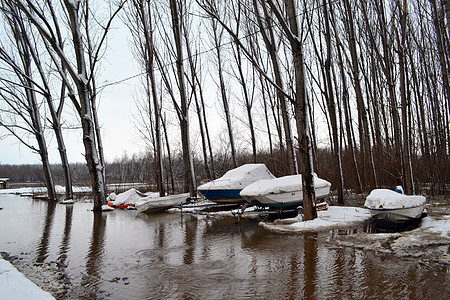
[1,147,448,196]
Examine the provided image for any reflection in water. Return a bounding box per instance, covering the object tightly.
[304,232,318,299]
[0,195,448,300]
[58,205,73,265]
[183,214,197,265]
[36,201,56,264]
[81,212,107,298]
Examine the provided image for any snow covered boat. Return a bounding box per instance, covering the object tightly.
[197,164,276,204]
[239,174,331,209]
[135,193,190,213]
[364,188,426,223]
[107,188,156,209]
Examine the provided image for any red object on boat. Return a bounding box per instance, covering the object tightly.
[107,202,134,209]
[116,203,134,209]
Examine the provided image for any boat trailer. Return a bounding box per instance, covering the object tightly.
[232,203,302,222]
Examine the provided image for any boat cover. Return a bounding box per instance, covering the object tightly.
[197,164,275,191]
[240,174,331,196]
[108,188,157,206]
[364,189,426,209]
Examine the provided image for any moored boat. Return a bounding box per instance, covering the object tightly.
[364,188,426,223]
[135,193,190,213]
[197,164,276,204]
[239,174,331,209]
[107,188,156,209]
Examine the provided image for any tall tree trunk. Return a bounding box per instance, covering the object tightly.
[170,0,195,196]
[234,43,257,163]
[322,0,344,204]
[255,0,296,174]
[64,0,106,210]
[431,0,450,156]
[343,0,374,191]
[197,74,216,179]
[266,0,317,220]
[331,10,362,193]
[47,0,73,200]
[162,113,175,193]
[376,0,403,183]
[212,18,238,168]
[50,106,73,200]
[260,75,274,164]
[397,0,414,194]
[184,30,212,180]
[145,0,165,196]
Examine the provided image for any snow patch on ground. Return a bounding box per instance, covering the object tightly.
[421,215,450,237]
[260,206,372,232]
[329,215,450,264]
[258,205,449,264]
[0,258,55,300]
[0,185,90,195]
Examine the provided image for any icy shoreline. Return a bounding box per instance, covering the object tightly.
[0,257,55,300]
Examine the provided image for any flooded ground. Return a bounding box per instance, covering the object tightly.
[0,193,449,299]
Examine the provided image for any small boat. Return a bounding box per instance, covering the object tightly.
[197,164,276,204]
[239,174,331,209]
[107,188,156,209]
[135,193,191,213]
[364,188,426,223]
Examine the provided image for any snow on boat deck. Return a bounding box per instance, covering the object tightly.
[364,189,426,209]
[240,174,331,196]
[0,258,55,300]
[197,164,275,191]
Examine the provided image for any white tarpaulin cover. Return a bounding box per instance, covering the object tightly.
[198,164,276,190]
[107,188,157,206]
[240,174,331,197]
[364,189,426,209]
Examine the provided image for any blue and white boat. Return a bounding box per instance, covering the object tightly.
[197,164,276,204]
[239,174,331,209]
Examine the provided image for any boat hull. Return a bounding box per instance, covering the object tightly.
[245,185,330,209]
[197,189,247,204]
[367,204,426,223]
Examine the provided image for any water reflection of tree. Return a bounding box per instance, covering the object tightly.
[36,201,56,264]
[81,212,107,296]
[183,215,197,265]
[303,232,318,299]
[58,205,73,266]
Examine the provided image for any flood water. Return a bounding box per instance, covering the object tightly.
[0,194,448,299]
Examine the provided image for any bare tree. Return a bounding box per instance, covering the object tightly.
[126,0,165,196]
[320,0,344,203]
[253,0,297,174]
[230,1,257,163]
[169,0,196,196]
[265,0,317,220]
[14,0,126,210]
[209,2,238,168]
[0,4,57,201]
